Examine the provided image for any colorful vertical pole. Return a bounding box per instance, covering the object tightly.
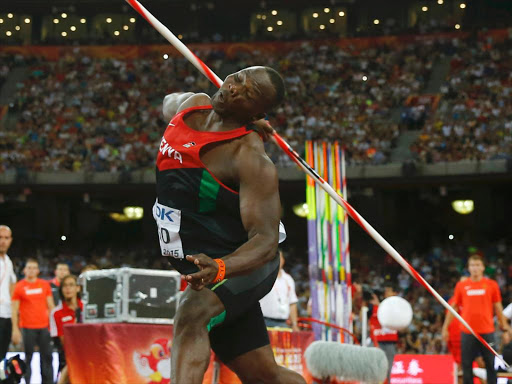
[306,140,352,342]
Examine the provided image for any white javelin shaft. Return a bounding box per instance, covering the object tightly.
[125,0,507,366]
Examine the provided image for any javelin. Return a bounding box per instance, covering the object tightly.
[125,0,508,366]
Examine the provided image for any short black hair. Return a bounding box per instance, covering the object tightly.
[265,67,285,106]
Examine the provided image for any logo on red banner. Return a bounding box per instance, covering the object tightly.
[390,355,455,384]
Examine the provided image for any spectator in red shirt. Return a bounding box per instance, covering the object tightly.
[50,274,82,384]
[49,262,70,305]
[442,254,512,384]
[11,258,55,384]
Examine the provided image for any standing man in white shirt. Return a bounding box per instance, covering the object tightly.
[0,225,16,361]
[260,250,300,331]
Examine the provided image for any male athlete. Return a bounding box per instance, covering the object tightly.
[154,66,306,384]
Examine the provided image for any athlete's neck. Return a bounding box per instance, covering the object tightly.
[25,276,37,283]
[0,253,6,259]
[470,275,483,282]
[206,110,250,131]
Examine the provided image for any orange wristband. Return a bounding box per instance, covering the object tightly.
[213,259,226,283]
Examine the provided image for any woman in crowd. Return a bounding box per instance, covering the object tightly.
[49,274,83,384]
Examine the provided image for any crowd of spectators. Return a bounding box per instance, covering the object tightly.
[412,39,512,163]
[0,39,439,173]
[1,36,511,172]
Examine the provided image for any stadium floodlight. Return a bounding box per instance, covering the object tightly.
[114,30,120,36]
[319,24,325,30]
[449,234,454,240]
[452,200,474,215]
[61,235,67,241]
[460,3,466,8]
[455,23,461,29]
[267,26,273,32]
[329,18,335,24]
[15,25,20,31]
[277,20,283,26]
[324,8,330,13]
[261,15,267,20]
[374,19,380,25]
[53,18,59,24]
[123,25,129,30]
[437,0,444,4]
[422,6,428,11]
[106,17,112,23]
[24,18,30,24]
[312,12,319,18]
[7,13,13,19]
[123,206,144,220]
[61,31,67,37]
[362,75,368,81]
[130,17,136,23]
[70,26,76,31]
[293,203,309,218]
[80,18,86,23]
[61,13,67,18]
[6,31,12,36]
[339,11,345,17]
[271,10,277,15]
[163,54,169,59]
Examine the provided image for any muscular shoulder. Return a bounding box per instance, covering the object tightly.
[234,133,277,184]
[177,93,211,113]
[163,92,211,121]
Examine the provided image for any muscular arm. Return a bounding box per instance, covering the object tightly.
[221,143,280,277]
[185,138,280,286]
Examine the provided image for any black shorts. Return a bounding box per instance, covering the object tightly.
[207,254,279,363]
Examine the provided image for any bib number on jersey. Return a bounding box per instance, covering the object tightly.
[153,200,184,259]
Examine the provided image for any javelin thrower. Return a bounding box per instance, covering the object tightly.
[154,67,304,383]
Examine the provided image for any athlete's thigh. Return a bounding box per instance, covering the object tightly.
[209,302,271,364]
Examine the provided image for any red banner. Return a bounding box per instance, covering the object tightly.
[64,323,315,384]
[390,354,456,384]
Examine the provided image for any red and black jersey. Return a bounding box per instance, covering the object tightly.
[155,105,255,275]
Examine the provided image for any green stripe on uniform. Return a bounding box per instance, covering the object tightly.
[207,310,226,332]
[199,170,220,213]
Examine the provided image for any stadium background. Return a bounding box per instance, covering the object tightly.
[0,0,512,373]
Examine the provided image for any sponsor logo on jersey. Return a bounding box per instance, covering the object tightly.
[467,289,485,296]
[182,142,196,148]
[62,315,73,322]
[25,288,43,295]
[159,137,183,164]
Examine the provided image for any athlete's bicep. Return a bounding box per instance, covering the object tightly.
[238,149,280,244]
